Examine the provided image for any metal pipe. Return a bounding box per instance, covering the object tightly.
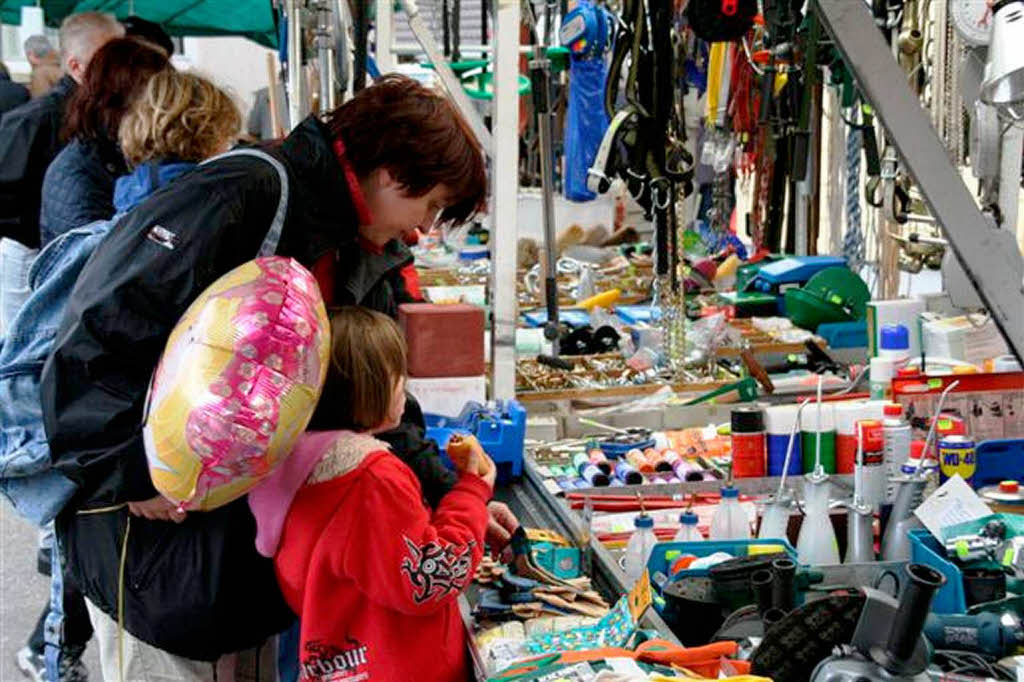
[530,47,560,355]
[314,1,335,112]
[287,0,305,131]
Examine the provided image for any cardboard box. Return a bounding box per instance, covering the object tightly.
[398,303,485,377]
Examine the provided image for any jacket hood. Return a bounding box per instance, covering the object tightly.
[248,431,389,557]
[113,161,195,214]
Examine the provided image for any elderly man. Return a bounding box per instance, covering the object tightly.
[23,35,62,98]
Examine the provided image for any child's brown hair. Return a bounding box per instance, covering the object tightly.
[324,306,408,432]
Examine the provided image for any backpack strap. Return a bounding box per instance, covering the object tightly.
[202,148,290,257]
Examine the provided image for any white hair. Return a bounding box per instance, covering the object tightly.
[23,35,57,60]
[58,11,123,63]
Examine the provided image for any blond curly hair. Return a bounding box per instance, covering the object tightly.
[119,70,241,166]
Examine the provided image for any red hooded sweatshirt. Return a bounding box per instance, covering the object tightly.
[252,431,490,682]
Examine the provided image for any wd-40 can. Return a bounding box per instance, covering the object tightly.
[938,435,977,485]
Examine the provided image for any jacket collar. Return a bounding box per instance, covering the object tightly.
[275,116,412,298]
[113,160,195,214]
[52,74,75,99]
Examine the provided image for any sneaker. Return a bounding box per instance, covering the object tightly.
[15,646,88,682]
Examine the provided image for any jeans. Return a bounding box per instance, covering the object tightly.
[0,238,38,336]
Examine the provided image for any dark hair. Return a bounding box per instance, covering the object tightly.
[122,16,175,56]
[317,307,408,432]
[62,37,170,142]
[325,74,487,227]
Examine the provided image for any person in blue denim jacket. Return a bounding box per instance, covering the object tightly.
[0,69,240,682]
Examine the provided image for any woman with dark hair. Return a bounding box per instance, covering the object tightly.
[38,37,169,246]
[43,74,517,677]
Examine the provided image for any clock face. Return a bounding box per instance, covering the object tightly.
[950,0,993,46]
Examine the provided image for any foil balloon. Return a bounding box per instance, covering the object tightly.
[143,257,330,511]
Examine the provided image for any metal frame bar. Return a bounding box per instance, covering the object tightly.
[488,0,520,400]
[813,0,1024,364]
[377,0,398,73]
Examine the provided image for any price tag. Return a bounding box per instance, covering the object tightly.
[628,570,653,622]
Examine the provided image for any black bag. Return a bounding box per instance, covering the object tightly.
[686,0,758,42]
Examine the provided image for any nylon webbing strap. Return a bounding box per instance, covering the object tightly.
[843,126,864,268]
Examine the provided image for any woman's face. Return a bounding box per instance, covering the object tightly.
[359,169,451,248]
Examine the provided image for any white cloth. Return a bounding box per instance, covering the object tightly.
[84,600,278,682]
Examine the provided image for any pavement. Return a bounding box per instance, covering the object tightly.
[0,504,99,681]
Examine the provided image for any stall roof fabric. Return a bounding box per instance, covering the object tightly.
[1,0,278,47]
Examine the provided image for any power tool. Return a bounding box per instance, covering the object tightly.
[923,611,1024,658]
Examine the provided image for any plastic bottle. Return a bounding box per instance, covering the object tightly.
[878,324,911,366]
[796,473,841,565]
[710,487,751,540]
[801,402,836,474]
[870,356,896,400]
[765,404,803,477]
[673,510,704,542]
[623,514,658,584]
[882,403,912,503]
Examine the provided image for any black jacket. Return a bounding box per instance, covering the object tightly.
[42,117,457,661]
[40,136,126,246]
[0,75,74,248]
[0,72,30,120]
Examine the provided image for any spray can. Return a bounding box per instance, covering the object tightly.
[574,453,610,487]
[882,403,913,502]
[765,404,803,477]
[902,440,939,498]
[938,435,977,486]
[588,449,612,475]
[626,448,655,473]
[856,419,886,507]
[731,406,767,478]
[835,401,868,475]
[802,402,836,474]
[614,460,644,485]
[931,414,968,460]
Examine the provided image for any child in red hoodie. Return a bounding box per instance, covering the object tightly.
[249,306,495,681]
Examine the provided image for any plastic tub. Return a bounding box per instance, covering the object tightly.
[647,539,797,584]
[908,529,966,614]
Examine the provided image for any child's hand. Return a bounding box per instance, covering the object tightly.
[447,435,493,476]
[476,450,497,490]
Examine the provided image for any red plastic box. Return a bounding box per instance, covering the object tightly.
[398,303,485,378]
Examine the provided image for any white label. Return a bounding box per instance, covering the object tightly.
[914,474,993,538]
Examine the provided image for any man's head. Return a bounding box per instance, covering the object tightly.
[23,35,59,67]
[59,11,124,83]
[325,74,488,248]
[121,16,175,57]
